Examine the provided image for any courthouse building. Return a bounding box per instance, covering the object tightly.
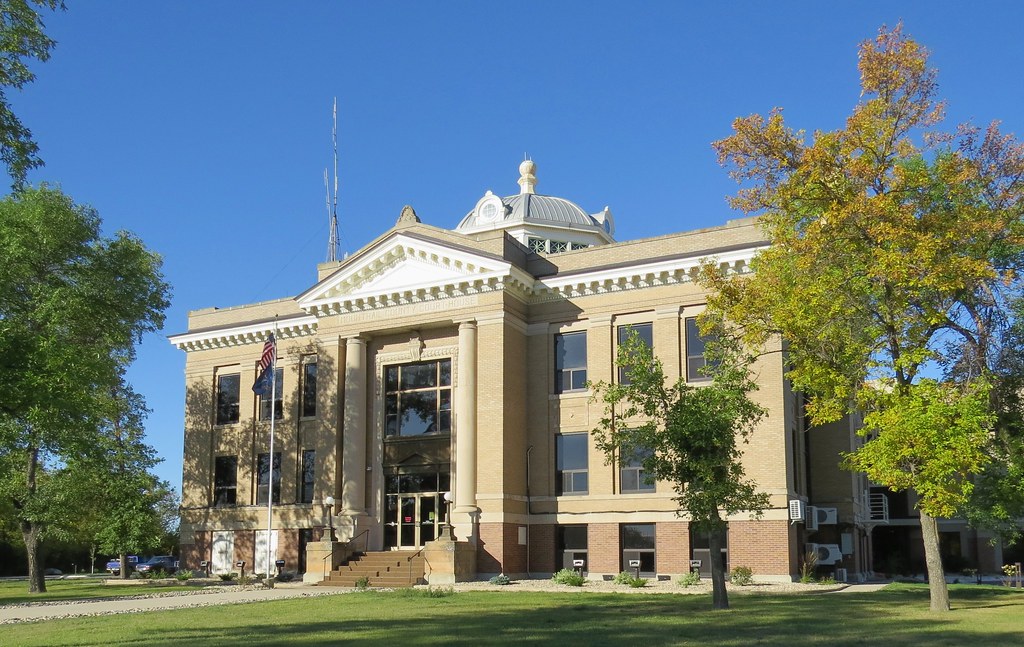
[170,161,1002,582]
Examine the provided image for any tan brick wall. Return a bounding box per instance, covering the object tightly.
[181,531,209,571]
[235,531,254,570]
[729,520,794,577]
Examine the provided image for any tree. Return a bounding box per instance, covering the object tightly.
[0,186,170,592]
[77,384,177,579]
[704,25,1023,611]
[589,327,769,610]
[0,1,64,190]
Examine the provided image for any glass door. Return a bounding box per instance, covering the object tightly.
[392,493,440,548]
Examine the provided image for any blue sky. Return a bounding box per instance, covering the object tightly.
[7,2,1024,493]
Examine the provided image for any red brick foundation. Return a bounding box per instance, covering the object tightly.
[728,520,795,577]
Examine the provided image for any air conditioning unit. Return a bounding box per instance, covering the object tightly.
[806,543,843,566]
[814,507,838,525]
[788,499,806,522]
[805,506,819,531]
[836,567,848,582]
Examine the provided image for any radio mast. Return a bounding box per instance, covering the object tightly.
[326,97,340,263]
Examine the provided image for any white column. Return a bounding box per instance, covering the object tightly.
[341,336,367,516]
[454,321,478,515]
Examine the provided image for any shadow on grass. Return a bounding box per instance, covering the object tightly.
[5,586,1024,647]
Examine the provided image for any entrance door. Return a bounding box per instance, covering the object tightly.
[389,493,440,548]
[212,531,234,574]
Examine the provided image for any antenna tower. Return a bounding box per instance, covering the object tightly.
[326,97,340,263]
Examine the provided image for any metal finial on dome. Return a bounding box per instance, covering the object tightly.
[518,159,537,195]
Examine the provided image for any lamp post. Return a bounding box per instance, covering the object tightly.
[324,496,336,542]
[441,491,454,540]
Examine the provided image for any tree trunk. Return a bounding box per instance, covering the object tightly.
[120,551,129,580]
[919,510,950,612]
[22,445,46,593]
[22,521,46,593]
[708,522,729,610]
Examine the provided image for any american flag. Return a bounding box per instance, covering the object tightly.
[252,333,276,394]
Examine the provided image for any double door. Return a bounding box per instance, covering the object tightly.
[385,492,441,548]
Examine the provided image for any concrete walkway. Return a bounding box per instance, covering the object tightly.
[831,583,889,593]
[0,585,350,624]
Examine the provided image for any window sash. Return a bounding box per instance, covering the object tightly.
[617,323,653,384]
[256,452,281,504]
[685,317,713,382]
[300,449,315,504]
[258,368,284,420]
[555,332,587,393]
[301,361,317,418]
[213,456,237,505]
[384,359,453,437]
[215,373,240,425]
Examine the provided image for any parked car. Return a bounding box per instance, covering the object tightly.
[105,556,139,575]
[135,555,179,575]
[43,568,62,576]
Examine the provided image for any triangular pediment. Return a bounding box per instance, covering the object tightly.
[297,233,528,316]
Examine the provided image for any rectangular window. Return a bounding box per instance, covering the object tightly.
[685,317,714,382]
[258,368,284,421]
[215,373,240,425]
[621,523,656,576]
[620,445,655,493]
[555,332,587,393]
[300,449,315,504]
[617,323,653,384]
[384,359,452,437]
[301,358,317,418]
[213,456,237,505]
[558,525,588,573]
[256,452,281,505]
[556,434,588,495]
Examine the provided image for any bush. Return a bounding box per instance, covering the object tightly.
[729,566,754,586]
[488,574,511,585]
[218,573,237,582]
[818,575,837,585]
[276,572,295,583]
[613,571,635,585]
[552,568,585,587]
[677,570,701,587]
[355,576,370,589]
[175,570,193,582]
[628,577,648,588]
[424,586,455,598]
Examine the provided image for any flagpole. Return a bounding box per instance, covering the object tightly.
[265,321,278,579]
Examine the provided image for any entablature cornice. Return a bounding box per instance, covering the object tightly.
[168,314,318,352]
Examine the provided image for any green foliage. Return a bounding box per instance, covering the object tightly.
[551,568,585,586]
[0,186,170,592]
[628,577,648,588]
[613,571,634,585]
[589,326,768,609]
[800,549,819,583]
[355,576,369,589]
[818,576,837,586]
[218,573,235,582]
[704,24,1023,611]
[677,570,701,587]
[0,1,64,189]
[488,574,511,585]
[729,566,754,586]
[423,586,455,598]
[175,570,193,582]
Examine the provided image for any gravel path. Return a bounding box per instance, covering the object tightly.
[0,579,873,624]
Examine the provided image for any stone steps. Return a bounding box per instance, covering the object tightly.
[318,550,426,587]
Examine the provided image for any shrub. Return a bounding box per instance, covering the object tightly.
[355,576,370,589]
[276,572,295,583]
[729,566,754,586]
[818,575,837,585]
[218,573,237,582]
[552,568,585,587]
[677,570,701,587]
[424,586,455,598]
[800,549,819,583]
[175,570,193,582]
[488,574,511,585]
[628,577,648,588]
[613,571,635,585]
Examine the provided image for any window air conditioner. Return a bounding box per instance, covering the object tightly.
[788,499,805,522]
[805,506,819,531]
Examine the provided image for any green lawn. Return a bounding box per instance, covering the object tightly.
[0,579,206,605]
[3,584,1023,646]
